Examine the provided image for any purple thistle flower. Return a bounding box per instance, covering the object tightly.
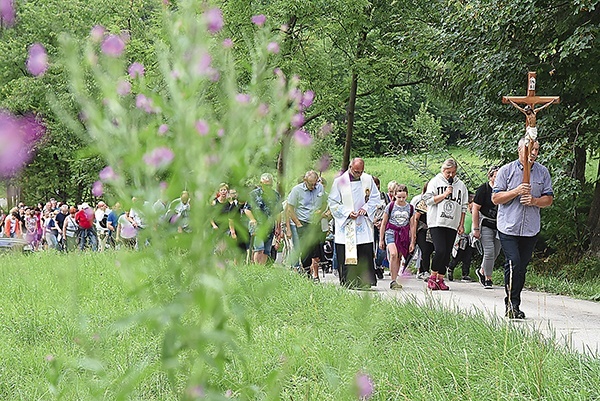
[355,372,374,400]
[195,119,209,135]
[217,128,224,137]
[0,111,45,178]
[251,14,266,26]
[158,124,169,135]
[290,113,304,128]
[258,103,269,116]
[90,25,105,42]
[135,94,156,113]
[99,166,116,181]
[321,122,333,135]
[121,224,137,238]
[317,154,331,172]
[267,42,280,54]
[101,34,125,57]
[204,8,223,34]
[301,90,315,110]
[293,129,312,146]
[289,88,302,104]
[92,181,104,197]
[143,146,174,169]
[236,93,251,104]
[194,52,214,76]
[0,0,16,27]
[116,79,131,96]
[187,385,205,398]
[26,43,49,77]
[222,38,234,48]
[128,62,145,78]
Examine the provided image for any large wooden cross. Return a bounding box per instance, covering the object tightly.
[502,72,560,183]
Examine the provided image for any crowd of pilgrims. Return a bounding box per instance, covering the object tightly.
[0,170,491,291]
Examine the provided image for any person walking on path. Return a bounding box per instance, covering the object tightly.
[424,158,468,291]
[411,182,434,281]
[378,184,416,290]
[244,173,282,264]
[492,137,553,319]
[328,158,381,289]
[472,166,502,289]
[287,170,327,281]
[75,203,98,251]
[447,194,475,282]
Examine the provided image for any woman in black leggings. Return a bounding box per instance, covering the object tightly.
[423,159,469,290]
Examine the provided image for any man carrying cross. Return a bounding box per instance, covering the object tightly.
[493,72,557,319]
[492,137,553,319]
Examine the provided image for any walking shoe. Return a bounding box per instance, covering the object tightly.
[484,279,493,289]
[313,276,320,283]
[447,269,454,281]
[390,280,402,290]
[476,268,485,286]
[416,271,430,281]
[461,276,474,282]
[505,306,526,319]
[376,268,384,279]
[427,276,439,290]
[437,277,450,291]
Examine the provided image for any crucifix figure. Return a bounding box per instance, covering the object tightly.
[502,71,560,183]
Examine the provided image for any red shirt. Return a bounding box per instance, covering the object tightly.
[75,209,94,229]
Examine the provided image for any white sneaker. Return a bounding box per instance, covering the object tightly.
[416,271,430,280]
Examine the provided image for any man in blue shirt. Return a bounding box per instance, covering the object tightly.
[287,170,326,281]
[492,137,553,319]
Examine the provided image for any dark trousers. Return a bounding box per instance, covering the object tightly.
[430,227,457,276]
[297,223,322,268]
[498,232,538,309]
[335,242,376,288]
[415,228,434,273]
[448,245,474,276]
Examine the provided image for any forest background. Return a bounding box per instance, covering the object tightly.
[1,0,599,265]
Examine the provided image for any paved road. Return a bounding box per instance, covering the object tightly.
[321,271,600,357]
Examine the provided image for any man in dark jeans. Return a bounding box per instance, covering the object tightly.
[492,137,553,319]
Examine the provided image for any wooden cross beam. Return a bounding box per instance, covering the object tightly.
[502,72,560,183]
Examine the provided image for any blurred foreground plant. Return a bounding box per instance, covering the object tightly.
[52,0,318,399]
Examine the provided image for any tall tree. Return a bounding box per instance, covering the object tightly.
[430,0,600,256]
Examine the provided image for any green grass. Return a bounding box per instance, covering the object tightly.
[1,252,599,400]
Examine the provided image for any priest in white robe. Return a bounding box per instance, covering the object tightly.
[328,158,382,288]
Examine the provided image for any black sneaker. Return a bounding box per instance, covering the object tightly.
[484,279,493,289]
[447,269,454,282]
[389,280,402,290]
[475,268,485,286]
[505,306,526,319]
[376,268,384,279]
[461,276,474,282]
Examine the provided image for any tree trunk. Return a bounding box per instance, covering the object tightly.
[573,145,586,183]
[275,15,298,194]
[342,72,359,171]
[342,30,368,171]
[587,161,600,257]
[6,181,22,209]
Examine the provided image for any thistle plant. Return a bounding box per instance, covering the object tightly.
[49,0,317,398]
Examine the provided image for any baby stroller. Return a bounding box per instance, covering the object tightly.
[319,233,334,275]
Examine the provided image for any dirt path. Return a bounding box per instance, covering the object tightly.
[322,271,600,357]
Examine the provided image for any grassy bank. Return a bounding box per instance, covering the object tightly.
[1,252,598,400]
